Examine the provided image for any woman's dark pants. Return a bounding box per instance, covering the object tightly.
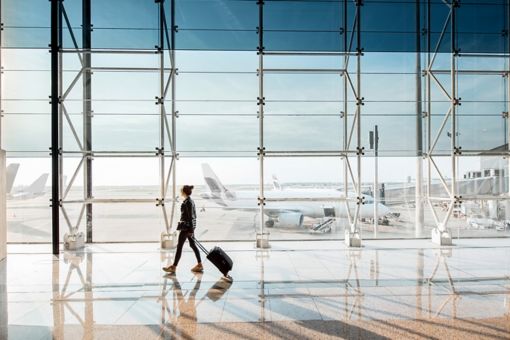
[173,229,202,266]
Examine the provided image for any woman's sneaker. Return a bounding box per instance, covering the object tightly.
[162,265,176,274]
[191,263,203,273]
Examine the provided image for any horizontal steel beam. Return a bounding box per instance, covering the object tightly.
[60,49,158,54]
[264,150,358,154]
[264,197,355,202]
[427,151,510,156]
[262,68,345,74]
[62,198,165,204]
[89,67,173,72]
[429,69,508,75]
[458,53,510,58]
[264,51,358,56]
[428,197,453,201]
[62,150,157,154]
[459,195,510,201]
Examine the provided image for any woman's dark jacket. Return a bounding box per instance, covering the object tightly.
[179,197,196,231]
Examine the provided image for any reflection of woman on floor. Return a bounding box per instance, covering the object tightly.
[169,274,202,336]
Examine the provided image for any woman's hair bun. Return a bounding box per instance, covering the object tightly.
[182,185,194,195]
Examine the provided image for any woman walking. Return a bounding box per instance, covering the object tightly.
[163,185,203,274]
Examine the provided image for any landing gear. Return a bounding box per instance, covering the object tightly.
[265,219,275,228]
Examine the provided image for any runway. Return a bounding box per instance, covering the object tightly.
[6,185,510,243]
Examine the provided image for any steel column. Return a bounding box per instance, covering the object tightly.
[51,0,61,255]
[58,3,64,212]
[83,0,93,243]
[426,0,432,229]
[169,0,177,233]
[447,1,458,234]
[343,0,350,228]
[158,0,166,223]
[415,0,424,237]
[257,0,267,248]
[353,0,362,240]
[373,125,379,237]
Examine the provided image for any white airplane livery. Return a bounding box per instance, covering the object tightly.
[201,163,390,229]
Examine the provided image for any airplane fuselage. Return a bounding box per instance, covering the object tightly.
[208,188,390,220]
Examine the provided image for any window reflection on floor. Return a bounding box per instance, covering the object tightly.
[1,241,509,339]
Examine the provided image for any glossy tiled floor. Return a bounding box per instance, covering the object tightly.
[1,239,510,339]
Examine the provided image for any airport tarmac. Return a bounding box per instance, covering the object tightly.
[6,185,510,243]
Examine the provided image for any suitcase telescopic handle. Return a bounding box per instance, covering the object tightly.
[191,236,209,256]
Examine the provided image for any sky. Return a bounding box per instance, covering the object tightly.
[6,156,482,188]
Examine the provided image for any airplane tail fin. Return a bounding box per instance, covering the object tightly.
[272,174,282,191]
[27,173,49,195]
[6,163,20,194]
[201,163,236,200]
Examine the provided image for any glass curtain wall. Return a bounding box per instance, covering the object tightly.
[1,0,509,246]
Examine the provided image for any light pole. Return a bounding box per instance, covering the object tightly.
[369,125,379,237]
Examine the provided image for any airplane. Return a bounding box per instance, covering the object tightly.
[466,214,505,230]
[200,163,390,229]
[9,173,49,200]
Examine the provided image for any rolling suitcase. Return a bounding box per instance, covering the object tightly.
[193,237,233,278]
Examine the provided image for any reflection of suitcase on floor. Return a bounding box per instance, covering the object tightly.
[193,237,233,277]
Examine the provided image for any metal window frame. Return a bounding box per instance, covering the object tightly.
[256,0,363,248]
[41,0,510,254]
[52,0,178,254]
[423,0,510,242]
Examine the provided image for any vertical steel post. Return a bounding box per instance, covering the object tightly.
[83,0,93,243]
[373,125,378,237]
[415,0,424,237]
[426,0,432,229]
[355,0,362,236]
[170,0,177,231]
[257,0,266,247]
[58,3,64,206]
[343,0,349,228]
[158,0,165,208]
[448,1,457,233]
[51,0,60,255]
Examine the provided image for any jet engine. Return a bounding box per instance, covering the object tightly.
[278,212,304,228]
